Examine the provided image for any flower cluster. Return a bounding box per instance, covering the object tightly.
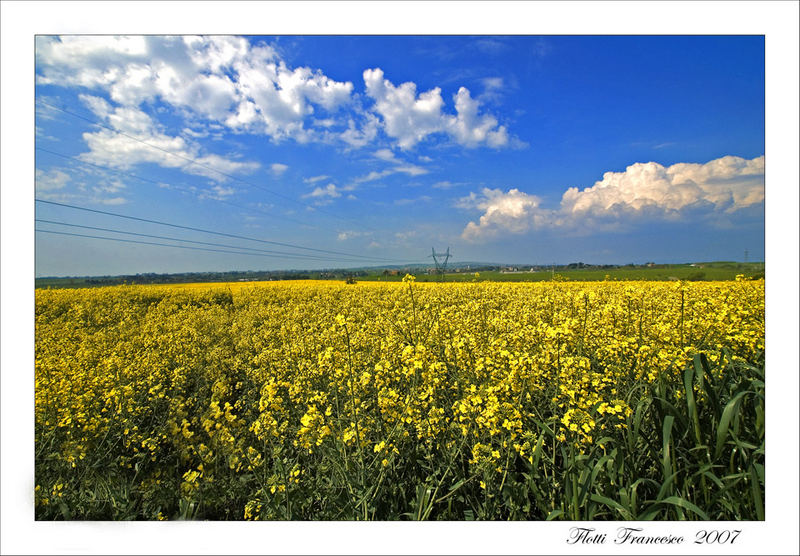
[35,279,764,519]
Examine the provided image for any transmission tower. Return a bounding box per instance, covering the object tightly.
[430,247,451,280]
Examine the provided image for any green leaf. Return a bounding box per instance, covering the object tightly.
[683,366,702,447]
[715,391,749,459]
[531,433,546,470]
[546,508,563,521]
[749,465,764,521]
[660,495,710,520]
[591,454,613,485]
[628,478,659,519]
[58,501,72,520]
[653,397,688,430]
[753,462,764,484]
[700,470,724,490]
[655,470,680,502]
[590,493,631,520]
[662,414,674,484]
[638,504,663,521]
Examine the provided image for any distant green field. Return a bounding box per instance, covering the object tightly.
[35,277,93,289]
[35,261,764,289]
[361,262,765,283]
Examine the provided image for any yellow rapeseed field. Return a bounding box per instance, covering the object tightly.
[35,277,764,520]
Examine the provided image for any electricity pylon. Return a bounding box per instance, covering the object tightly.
[431,247,451,280]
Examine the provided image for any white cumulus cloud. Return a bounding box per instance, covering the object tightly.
[363,68,446,149]
[560,155,765,216]
[446,87,509,148]
[36,36,355,144]
[37,37,522,153]
[78,95,260,181]
[460,155,765,241]
[363,68,511,149]
[460,188,548,241]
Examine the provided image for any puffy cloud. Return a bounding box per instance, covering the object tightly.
[231,53,354,140]
[446,87,509,148]
[460,188,549,241]
[35,36,149,89]
[183,35,252,74]
[36,36,355,144]
[270,163,289,176]
[363,68,511,149]
[78,96,259,181]
[80,94,112,119]
[338,113,380,148]
[363,68,446,149]
[373,148,398,162]
[460,155,765,241]
[560,155,765,216]
[36,37,520,152]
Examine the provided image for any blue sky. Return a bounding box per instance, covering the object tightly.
[34,35,765,276]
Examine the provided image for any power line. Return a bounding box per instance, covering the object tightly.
[35,219,371,263]
[36,228,328,260]
[35,146,326,233]
[36,228,374,263]
[35,199,406,263]
[36,99,376,232]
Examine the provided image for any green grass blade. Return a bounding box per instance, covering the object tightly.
[753,462,764,484]
[715,391,748,459]
[662,414,674,485]
[683,366,701,446]
[660,495,710,520]
[695,353,721,418]
[531,433,546,471]
[590,493,632,520]
[749,465,764,520]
